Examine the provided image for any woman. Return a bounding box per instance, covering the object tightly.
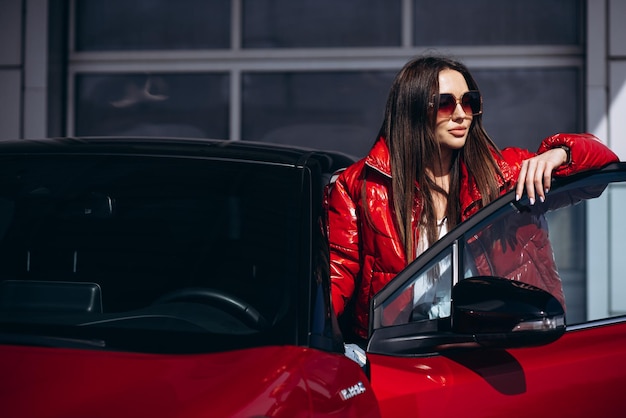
[327,55,619,342]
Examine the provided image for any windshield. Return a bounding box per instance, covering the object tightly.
[0,155,305,353]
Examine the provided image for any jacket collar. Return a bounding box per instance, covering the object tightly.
[364,136,392,178]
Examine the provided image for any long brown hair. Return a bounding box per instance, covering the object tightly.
[375,55,503,261]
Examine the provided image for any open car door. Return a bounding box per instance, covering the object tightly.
[366,162,626,418]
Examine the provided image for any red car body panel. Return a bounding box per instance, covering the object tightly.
[0,344,381,418]
[368,321,626,417]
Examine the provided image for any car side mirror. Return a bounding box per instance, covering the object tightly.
[452,276,565,348]
[367,276,566,356]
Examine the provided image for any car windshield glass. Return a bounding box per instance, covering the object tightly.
[0,155,304,352]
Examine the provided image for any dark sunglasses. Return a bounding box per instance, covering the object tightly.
[430,91,482,118]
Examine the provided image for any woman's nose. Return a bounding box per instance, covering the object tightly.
[451,103,467,120]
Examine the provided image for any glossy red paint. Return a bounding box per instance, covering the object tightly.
[0,344,381,418]
[368,321,626,417]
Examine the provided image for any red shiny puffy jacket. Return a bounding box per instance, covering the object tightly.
[327,133,619,339]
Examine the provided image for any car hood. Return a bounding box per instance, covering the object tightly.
[0,343,377,418]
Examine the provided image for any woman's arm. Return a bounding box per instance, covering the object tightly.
[327,171,362,318]
[515,133,619,204]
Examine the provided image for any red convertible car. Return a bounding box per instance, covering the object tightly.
[0,137,624,417]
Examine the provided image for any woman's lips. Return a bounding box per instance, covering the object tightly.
[449,127,467,137]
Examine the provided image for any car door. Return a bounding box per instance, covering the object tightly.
[366,163,626,418]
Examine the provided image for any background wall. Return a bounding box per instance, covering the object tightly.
[0,0,23,140]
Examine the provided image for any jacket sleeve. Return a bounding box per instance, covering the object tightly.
[537,132,619,176]
[326,169,362,318]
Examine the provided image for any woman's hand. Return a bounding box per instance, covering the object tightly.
[515,147,568,204]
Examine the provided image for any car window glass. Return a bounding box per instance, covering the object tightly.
[379,248,452,326]
[375,168,626,331]
[463,203,564,304]
[462,175,620,325]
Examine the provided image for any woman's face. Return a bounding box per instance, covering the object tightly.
[434,69,474,157]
